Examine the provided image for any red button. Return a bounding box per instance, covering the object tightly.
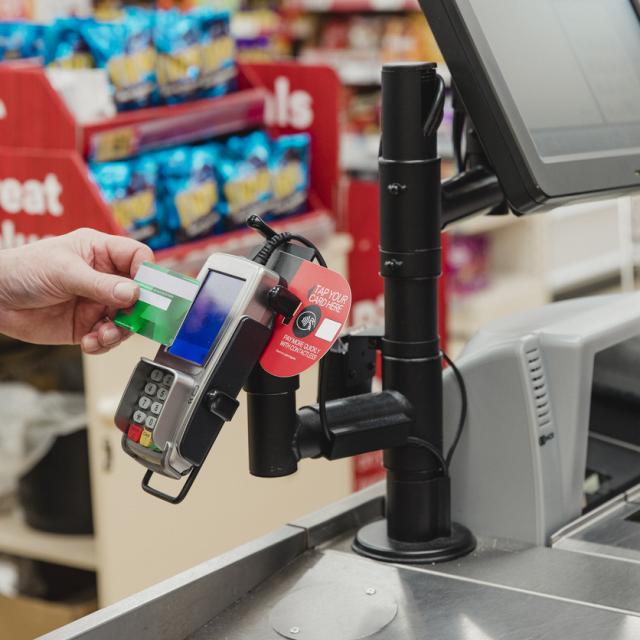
[128,424,143,443]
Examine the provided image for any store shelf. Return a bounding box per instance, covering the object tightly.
[341,132,379,173]
[0,509,97,571]
[546,198,631,294]
[301,50,450,87]
[156,209,335,274]
[450,212,519,235]
[548,252,628,294]
[449,273,548,339]
[284,0,420,13]
[341,131,453,173]
[301,50,380,86]
[83,87,268,162]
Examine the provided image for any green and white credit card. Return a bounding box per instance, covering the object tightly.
[115,262,200,345]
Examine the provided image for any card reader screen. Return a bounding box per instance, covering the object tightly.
[168,270,246,365]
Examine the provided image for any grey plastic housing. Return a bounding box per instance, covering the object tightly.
[443,292,640,545]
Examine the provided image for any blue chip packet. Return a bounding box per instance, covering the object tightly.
[160,144,222,240]
[83,8,157,110]
[0,22,46,60]
[269,133,311,217]
[154,9,201,103]
[90,154,163,243]
[45,17,96,69]
[217,132,273,225]
[195,8,236,98]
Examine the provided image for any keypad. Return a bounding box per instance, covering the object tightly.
[127,366,174,450]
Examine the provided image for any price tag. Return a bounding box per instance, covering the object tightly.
[91,126,139,162]
[260,256,352,377]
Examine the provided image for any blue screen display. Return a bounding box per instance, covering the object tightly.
[168,270,245,365]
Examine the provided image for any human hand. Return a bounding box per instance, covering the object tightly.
[0,228,154,354]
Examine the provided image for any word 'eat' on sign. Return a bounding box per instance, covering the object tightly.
[0,174,63,216]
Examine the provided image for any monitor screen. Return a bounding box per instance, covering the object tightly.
[468,0,640,162]
[168,270,245,365]
[421,0,640,211]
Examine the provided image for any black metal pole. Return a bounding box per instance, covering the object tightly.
[353,62,475,562]
[245,366,299,477]
[380,62,445,542]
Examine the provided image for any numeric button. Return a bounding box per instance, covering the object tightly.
[132,410,147,424]
[139,430,153,448]
[138,396,152,410]
[150,402,163,415]
[157,387,168,401]
[145,416,157,430]
[144,383,158,395]
[162,373,174,387]
[150,369,164,382]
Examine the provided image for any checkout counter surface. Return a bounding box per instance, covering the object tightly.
[43,483,640,640]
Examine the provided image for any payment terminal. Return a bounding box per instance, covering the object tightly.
[114,253,286,503]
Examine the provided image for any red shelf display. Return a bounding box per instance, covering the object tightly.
[84,88,268,163]
[0,60,341,273]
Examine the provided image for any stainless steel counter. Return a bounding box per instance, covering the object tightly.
[41,484,640,640]
[188,547,640,640]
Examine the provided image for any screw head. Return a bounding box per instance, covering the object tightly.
[290,626,301,635]
[365,587,377,595]
[387,183,406,196]
[384,258,402,270]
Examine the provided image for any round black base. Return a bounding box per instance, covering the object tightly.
[353,518,476,564]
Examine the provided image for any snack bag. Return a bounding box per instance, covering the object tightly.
[90,154,169,246]
[83,8,157,109]
[269,133,311,217]
[45,18,96,70]
[196,8,236,97]
[217,132,272,225]
[0,22,46,60]
[160,145,222,240]
[154,9,201,103]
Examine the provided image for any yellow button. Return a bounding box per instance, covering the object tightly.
[139,429,153,448]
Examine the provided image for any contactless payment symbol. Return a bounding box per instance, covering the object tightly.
[260,257,352,377]
[293,305,321,337]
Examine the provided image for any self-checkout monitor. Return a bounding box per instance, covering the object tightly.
[421,0,640,213]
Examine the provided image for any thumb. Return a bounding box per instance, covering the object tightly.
[67,262,140,308]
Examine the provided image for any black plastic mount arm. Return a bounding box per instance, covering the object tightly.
[245,327,415,476]
[246,330,413,478]
[246,380,414,477]
[441,166,505,228]
[295,390,413,461]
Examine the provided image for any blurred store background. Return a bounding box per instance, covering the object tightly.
[0,1,638,637]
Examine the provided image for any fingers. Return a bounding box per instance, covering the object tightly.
[81,319,130,355]
[67,262,141,309]
[72,229,154,279]
[100,232,155,278]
